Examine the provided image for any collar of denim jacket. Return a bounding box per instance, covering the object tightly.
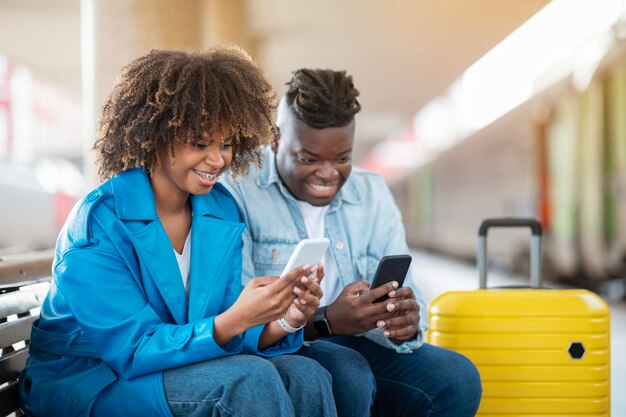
[256,147,362,206]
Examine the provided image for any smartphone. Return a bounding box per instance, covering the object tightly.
[281,238,330,276]
[370,254,412,303]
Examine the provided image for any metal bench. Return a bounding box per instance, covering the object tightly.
[0,251,53,417]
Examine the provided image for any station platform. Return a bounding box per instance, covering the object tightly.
[409,249,625,415]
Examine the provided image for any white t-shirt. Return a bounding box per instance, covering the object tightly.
[295,200,341,306]
[173,230,192,297]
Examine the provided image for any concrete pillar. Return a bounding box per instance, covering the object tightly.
[81,0,252,186]
[201,0,255,57]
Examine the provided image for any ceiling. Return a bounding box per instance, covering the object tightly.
[0,0,551,157]
[247,0,550,147]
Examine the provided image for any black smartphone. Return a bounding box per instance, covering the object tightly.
[370,254,412,303]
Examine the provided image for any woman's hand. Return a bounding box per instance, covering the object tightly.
[216,265,313,337]
[284,263,324,328]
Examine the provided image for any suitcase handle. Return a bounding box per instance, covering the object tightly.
[477,218,542,289]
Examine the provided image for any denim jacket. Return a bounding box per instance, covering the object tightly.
[221,148,428,353]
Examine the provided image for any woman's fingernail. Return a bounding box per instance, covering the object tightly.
[388,290,396,297]
[294,298,300,305]
[387,303,396,312]
[392,281,399,288]
[293,287,302,295]
[302,264,311,270]
[301,277,309,284]
[383,331,390,337]
[377,320,385,328]
[299,298,307,305]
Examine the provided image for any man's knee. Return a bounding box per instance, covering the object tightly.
[449,352,481,394]
[375,344,482,416]
[439,350,482,413]
[462,356,482,406]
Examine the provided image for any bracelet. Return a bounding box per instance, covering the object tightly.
[277,315,305,333]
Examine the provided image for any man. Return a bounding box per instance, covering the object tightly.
[222,68,482,417]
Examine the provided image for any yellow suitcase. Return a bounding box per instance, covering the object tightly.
[427,218,610,417]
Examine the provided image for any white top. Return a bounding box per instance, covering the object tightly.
[173,230,192,296]
[295,200,341,306]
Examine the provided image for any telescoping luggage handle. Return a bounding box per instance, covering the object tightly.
[478,218,542,289]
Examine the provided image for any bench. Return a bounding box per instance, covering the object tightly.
[0,251,53,417]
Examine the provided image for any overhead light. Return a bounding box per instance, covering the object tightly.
[414,0,625,151]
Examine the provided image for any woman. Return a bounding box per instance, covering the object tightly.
[19,47,335,417]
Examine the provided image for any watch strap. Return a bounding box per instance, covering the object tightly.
[277,315,304,333]
[314,306,333,337]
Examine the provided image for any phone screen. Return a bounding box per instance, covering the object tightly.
[370,254,412,303]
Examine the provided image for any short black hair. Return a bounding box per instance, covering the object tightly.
[284,69,361,129]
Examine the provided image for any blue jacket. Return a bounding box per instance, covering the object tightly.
[221,148,428,353]
[19,168,302,417]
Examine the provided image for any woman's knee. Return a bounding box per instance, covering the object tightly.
[323,347,375,416]
[268,356,337,417]
[330,345,373,378]
[167,355,287,400]
[164,356,293,417]
[269,355,333,391]
[326,346,375,397]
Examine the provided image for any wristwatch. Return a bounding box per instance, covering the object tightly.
[313,306,333,338]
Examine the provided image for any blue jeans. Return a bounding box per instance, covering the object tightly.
[297,341,376,417]
[307,337,482,417]
[163,354,337,417]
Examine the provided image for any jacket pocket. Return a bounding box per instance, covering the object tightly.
[252,239,297,274]
[22,362,117,417]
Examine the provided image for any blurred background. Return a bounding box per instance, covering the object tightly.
[1,0,552,255]
[1,0,625,414]
[1,0,625,293]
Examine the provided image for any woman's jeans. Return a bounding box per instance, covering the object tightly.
[163,354,337,417]
[296,340,376,417]
[299,337,482,417]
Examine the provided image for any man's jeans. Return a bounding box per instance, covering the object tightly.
[163,354,337,417]
[299,337,482,417]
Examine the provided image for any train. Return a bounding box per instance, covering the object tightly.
[385,33,626,291]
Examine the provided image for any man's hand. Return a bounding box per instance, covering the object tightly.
[375,287,420,343]
[324,279,400,335]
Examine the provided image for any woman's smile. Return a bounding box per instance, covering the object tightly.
[193,169,220,186]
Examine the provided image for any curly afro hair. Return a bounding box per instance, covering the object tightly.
[95,46,278,180]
